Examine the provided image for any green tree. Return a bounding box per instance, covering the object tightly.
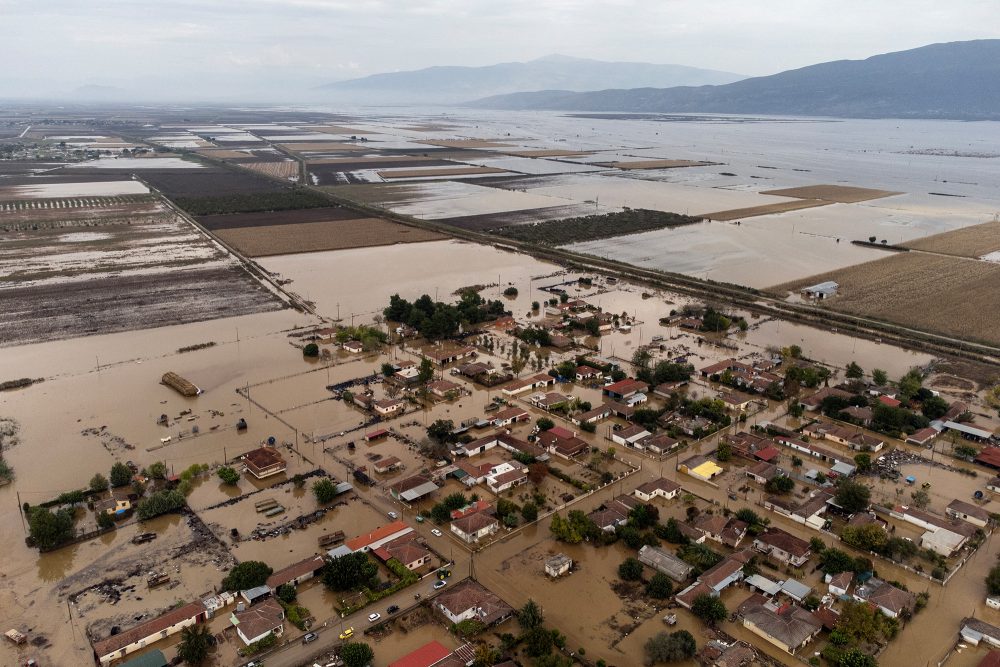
[519,599,544,631]
[716,441,732,462]
[222,561,272,591]
[536,417,555,431]
[834,479,872,513]
[97,510,115,529]
[176,624,212,665]
[303,343,319,357]
[276,583,297,603]
[845,362,864,380]
[644,630,697,663]
[521,502,539,523]
[427,419,456,443]
[313,478,339,504]
[645,572,674,599]
[417,357,435,383]
[765,475,795,494]
[524,626,554,657]
[872,369,888,386]
[986,562,1000,596]
[340,641,375,667]
[618,557,644,581]
[910,488,930,509]
[147,461,167,480]
[217,466,240,485]
[136,489,186,520]
[28,507,75,549]
[839,649,878,667]
[381,363,396,377]
[898,370,923,402]
[921,395,949,420]
[323,552,377,591]
[110,461,132,488]
[841,523,889,553]
[853,453,872,473]
[89,473,109,492]
[691,594,727,625]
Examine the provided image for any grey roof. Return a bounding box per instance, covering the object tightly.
[780,579,813,601]
[831,461,857,476]
[743,605,821,649]
[242,585,270,600]
[399,480,439,502]
[802,281,839,294]
[745,574,782,595]
[638,545,693,582]
[944,421,993,439]
[327,545,352,559]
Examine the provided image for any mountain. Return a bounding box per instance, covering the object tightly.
[468,40,1000,120]
[316,54,746,104]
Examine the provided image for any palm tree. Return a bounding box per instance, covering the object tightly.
[176,624,212,665]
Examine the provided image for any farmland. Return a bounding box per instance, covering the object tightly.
[240,160,300,180]
[172,188,331,216]
[599,158,715,169]
[902,219,1000,257]
[761,184,902,203]
[492,208,703,245]
[196,206,361,231]
[214,217,445,256]
[772,252,1000,346]
[700,198,829,221]
[377,166,510,179]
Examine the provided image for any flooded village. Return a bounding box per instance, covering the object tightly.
[2,105,1000,667]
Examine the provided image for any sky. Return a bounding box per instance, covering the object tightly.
[1,0,998,101]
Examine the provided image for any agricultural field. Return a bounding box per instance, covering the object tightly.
[700,198,829,221]
[214,217,444,256]
[416,139,514,148]
[377,166,510,179]
[173,188,331,216]
[240,160,300,180]
[761,184,902,203]
[493,208,702,245]
[599,159,715,169]
[772,252,1000,346]
[902,219,1000,258]
[196,206,361,230]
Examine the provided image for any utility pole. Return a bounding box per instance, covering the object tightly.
[16,491,26,533]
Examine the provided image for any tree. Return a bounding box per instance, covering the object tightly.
[898,370,923,402]
[921,395,949,420]
[986,562,1000,596]
[834,479,872,514]
[853,453,872,473]
[691,594,727,624]
[276,583,297,603]
[222,560,272,591]
[839,648,878,667]
[511,355,526,377]
[89,473,109,492]
[644,630,697,663]
[417,357,435,383]
[340,641,375,667]
[519,599,544,631]
[381,362,395,377]
[910,488,930,509]
[645,572,674,599]
[765,475,795,494]
[841,523,888,553]
[217,466,240,485]
[536,416,555,431]
[846,362,864,379]
[176,624,212,665]
[303,343,319,357]
[427,419,456,443]
[716,441,732,462]
[313,478,339,504]
[110,461,132,488]
[28,507,75,550]
[524,626,554,657]
[97,510,115,529]
[618,557,644,581]
[323,552,377,591]
[521,502,539,522]
[136,489,186,520]
[872,369,889,386]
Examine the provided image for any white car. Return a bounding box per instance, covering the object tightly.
[368,613,381,623]
[431,528,442,537]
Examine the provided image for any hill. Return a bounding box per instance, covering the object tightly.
[468,40,1000,120]
[316,54,745,104]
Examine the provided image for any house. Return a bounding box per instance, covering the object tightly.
[878,395,902,408]
[718,391,754,413]
[353,393,375,410]
[388,641,454,667]
[434,579,513,626]
[501,373,555,397]
[231,598,284,646]
[451,512,500,543]
[742,603,822,654]
[726,432,772,460]
[345,520,414,552]
[988,477,1000,494]
[545,553,572,578]
[374,398,406,416]
[342,340,364,353]
[572,404,612,425]
[453,461,495,487]
[678,454,723,481]
[638,545,693,582]
[378,539,433,571]
[906,427,939,446]
[653,380,688,397]
[826,571,853,597]
[693,515,748,548]
[529,391,572,410]
[492,432,549,461]
[889,504,977,556]
[539,429,590,459]
[389,475,439,503]
[961,618,1000,648]
[644,433,680,454]
[394,365,422,385]
[611,424,652,447]
[242,446,287,479]
[451,499,492,520]
[91,601,207,665]
[853,577,915,619]
[634,477,681,502]
[364,428,390,442]
[977,447,1000,470]
[800,280,839,299]
[485,462,528,494]
[95,489,133,516]
[422,345,475,367]
[753,528,811,567]
[841,405,873,426]
[700,359,749,378]
[946,499,991,528]
[575,366,603,381]
[675,551,751,607]
[945,420,994,442]
[746,461,779,484]
[589,505,629,532]
[374,456,403,474]
[603,378,649,400]
[799,387,852,411]
[491,407,529,427]
[266,555,326,592]
[427,379,462,399]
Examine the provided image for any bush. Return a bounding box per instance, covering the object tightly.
[109,462,132,488]
[276,583,297,603]
[503,287,518,297]
[97,511,116,530]
[691,594,727,624]
[303,343,319,357]
[313,478,339,504]
[89,473,109,492]
[340,642,375,667]
[618,557,644,581]
[646,572,674,599]
[645,629,697,663]
[136,489,186,520]
[536,417,555,431]
[217,466,240,485]
[222,560,272,591]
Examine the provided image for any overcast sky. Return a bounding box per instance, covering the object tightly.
[2,0,997,101]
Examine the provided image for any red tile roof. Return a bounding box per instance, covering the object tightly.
[345,520,410,551]
[388,640,453,667]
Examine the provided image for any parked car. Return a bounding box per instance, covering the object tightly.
[302,632,318,644]
[387,511,398,519]
[387,605,400,614]
[339,627,354,640]
[430,528,442,537]
[433,580,447,590]
[368,613,381,623]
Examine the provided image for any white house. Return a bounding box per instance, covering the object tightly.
[633,478,681,502]
[231,598,285,646]
[485,462,528,494]
[451,512,499,543]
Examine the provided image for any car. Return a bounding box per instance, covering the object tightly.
[302,632,318,644]
[368,612,381,622]
[387,605,400,614]
[338,628,354,640]
[433,579,447,590]
[430,528,442,537]
[387,511,398,519]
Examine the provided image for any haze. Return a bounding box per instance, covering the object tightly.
[2,0,998,102]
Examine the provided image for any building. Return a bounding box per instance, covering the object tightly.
[539,428,589,459]
[387,641,454,667]
[427,379,462,399]
[575,366,603,381]
[422,345,475,366]
[742,603,822,654]
[799,387,852,412]
[545,553,572,578]
[611,424,652,447]
[827,571,854,597]
[266,555,326,592]
[753,528,811,567]
[675,551,751,608]
[678,454,724,482]
[451,512,499,543]
[800,281,839,299]
[602,378,649,400]
[91,601,207,665]
[501,373,555,397]
[746,461,779,485]
[644,433,680,454]
[961,618,1000,648]
[242,446,287,479]
[638,545,693,582]
[231,598,284,646]
[947,499,991,527]
[634,477,681,502]
[906,427,939,446]
[491,407,529,427]
[528,391,572,410]
[485,462,528,494]
[345,520,414,552]
[374,398,406,416]
[342,340,364,353]
[718,391,754,413]
[95,489,133,516]
[572,404,612,425]
[374,456,403,474]
[945,420,994,442]
[889,504,977,556]
[434,579,513,626]
[853,577,915,619]
[389,475,439,503]
[377,538,433,571]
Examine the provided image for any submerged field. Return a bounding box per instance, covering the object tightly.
[902,219,1000,257]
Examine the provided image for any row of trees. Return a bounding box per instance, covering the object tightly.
[384,291,508,340]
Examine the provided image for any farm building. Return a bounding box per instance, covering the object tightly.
[242,446,286,479]
[800,281,839,299]
[545,553,572,578]
[638,545,693,582]
[266,555,326,592]
[91,601,207,665]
